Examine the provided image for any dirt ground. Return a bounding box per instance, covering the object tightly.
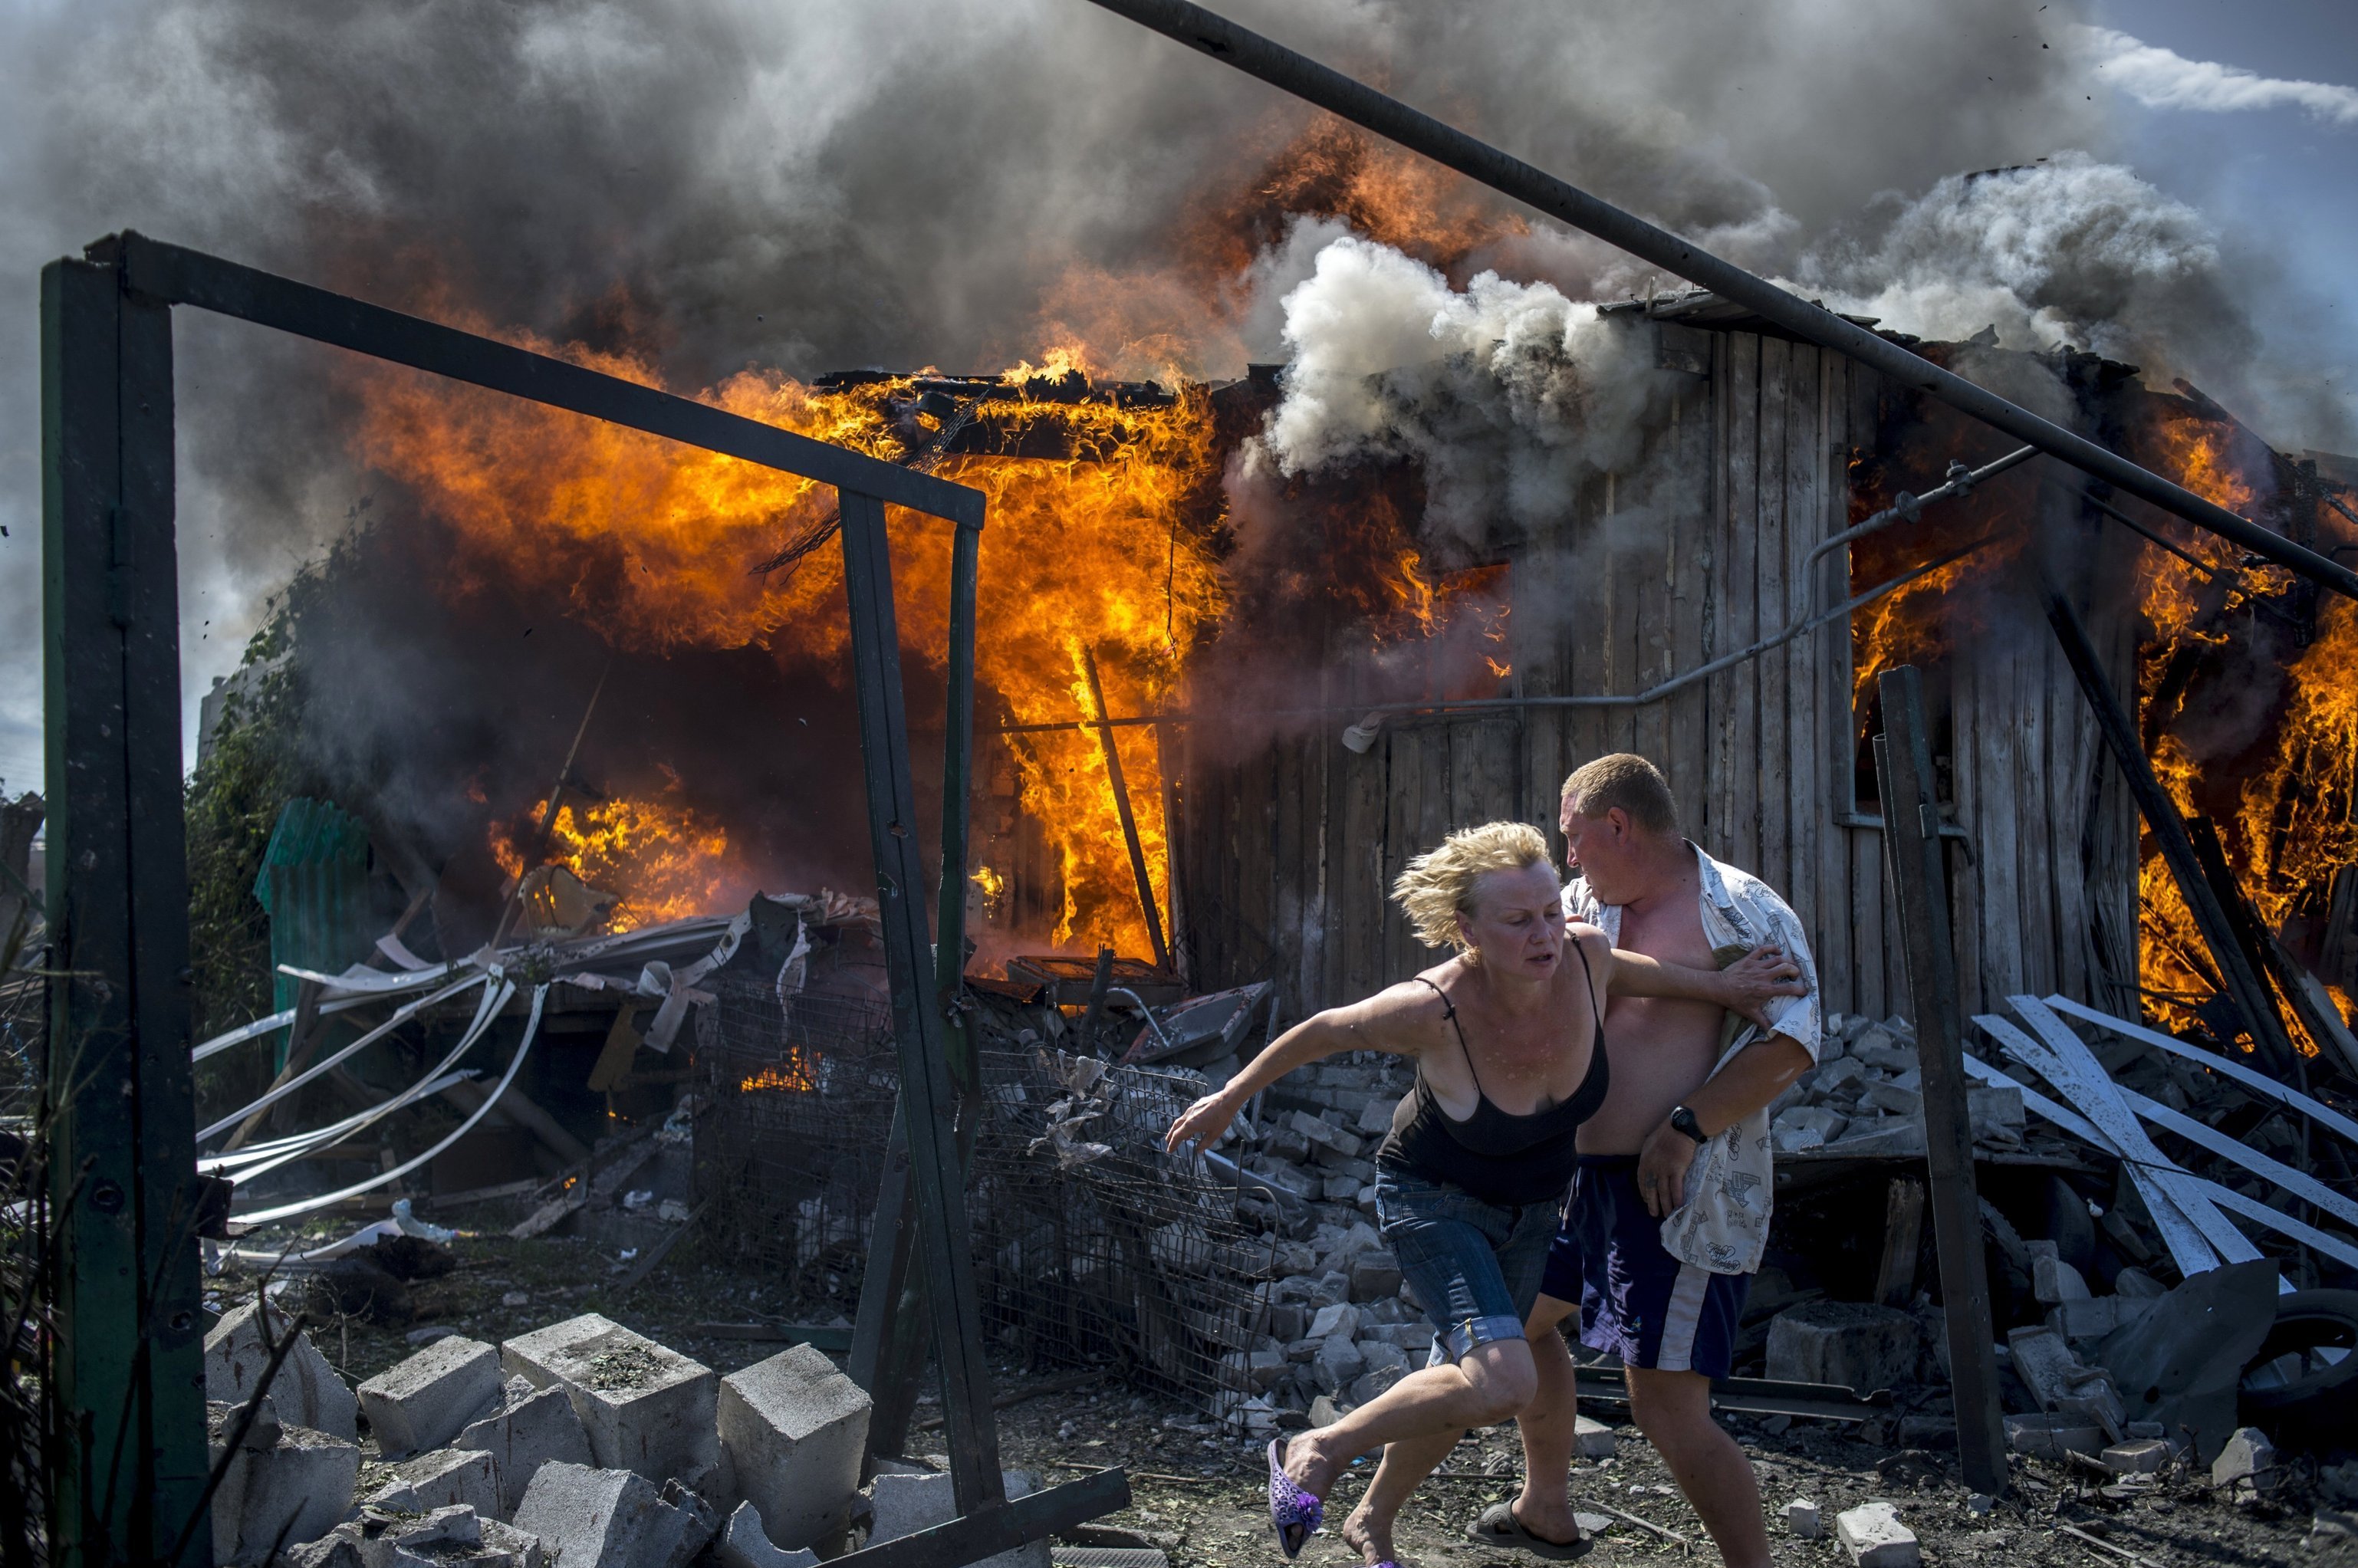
[215,1217,2343,1568]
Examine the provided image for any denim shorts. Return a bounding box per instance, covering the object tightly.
[1372,1162,1565,1362]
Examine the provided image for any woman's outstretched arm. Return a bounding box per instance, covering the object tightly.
[1166,981,1436,1153]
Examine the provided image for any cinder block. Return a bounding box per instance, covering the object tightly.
[364,1504,546,1566]
[2003,1412,2106,1459]
[716,1343,872,1551]
[1348,1251,1403,1302]
[1312,1336,1366,1393]
[1764,1303,1921,1394]
[207,1400,362,1566]
[2212,1427,2277,1491]
[206,1300,359,1441]
[502,1314,719,1483]
[367,1446,500,1518]
[718,1501,820,1568]
[459,1375,594,1519]
[360,1336,503,1458]
[872,1471,1044,1568]
[2033,1256,2091,1304]
[2102,1439,2170,1475]
[511,1461,712,1568]
[1834,1501,1919,1568]
[1307,1303,1360,1341]
[1785,1499,1822,1539]
[1574,1415,1616,1460]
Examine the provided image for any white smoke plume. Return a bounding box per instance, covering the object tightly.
[1255,236,1675,546]
[2076,25,2358,124]
[0,0,2346,788]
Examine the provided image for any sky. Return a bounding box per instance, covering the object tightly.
[0,0,2352,804]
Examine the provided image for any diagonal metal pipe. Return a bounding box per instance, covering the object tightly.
[1077,0,2358,603]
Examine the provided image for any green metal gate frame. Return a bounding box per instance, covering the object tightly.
[40,231,1124,1566]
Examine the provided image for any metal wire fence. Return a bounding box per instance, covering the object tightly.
[696,959,1274,1418]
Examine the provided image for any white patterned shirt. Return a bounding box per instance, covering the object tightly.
[1565,842,1822,1276]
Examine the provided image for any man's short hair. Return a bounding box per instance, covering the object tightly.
[1561,754,1679,836]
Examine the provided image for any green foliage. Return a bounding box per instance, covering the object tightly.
[183,602,307,1052]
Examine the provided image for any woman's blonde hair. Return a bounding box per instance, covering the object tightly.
[1391,820,1554,952]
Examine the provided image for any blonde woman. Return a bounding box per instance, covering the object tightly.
[1166,822,1802,1566]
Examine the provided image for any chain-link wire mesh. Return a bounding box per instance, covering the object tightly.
[696,956,1276,1420]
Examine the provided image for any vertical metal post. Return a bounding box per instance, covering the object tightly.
[42,251,212,1563]
[836,491,1005,1513]
[1871,666,2007,1495]
[2038,576,2301,1074]
[852,518,984,1466]
[1078,646,1169,969]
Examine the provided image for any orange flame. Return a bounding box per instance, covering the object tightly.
[739,1049,819,1093]
[492,787,744,932]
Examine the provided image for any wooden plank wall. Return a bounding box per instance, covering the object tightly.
[1177,324,2138,1027]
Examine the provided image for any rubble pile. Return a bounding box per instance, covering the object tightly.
[1767,1012,2029,1158]
[202,1309,869,1568]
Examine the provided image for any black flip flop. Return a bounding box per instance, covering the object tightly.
[1467,1502,1592,1560]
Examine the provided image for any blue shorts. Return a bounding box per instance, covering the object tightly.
[1373,1163,1563,1362]
[1540,1155,1749,1379]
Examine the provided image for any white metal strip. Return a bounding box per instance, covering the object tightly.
[196,971,492,1142]
[231,985,551,1228]
[1975,1013,2223,1276]
[219,977,513,1183]
[2202,1183,2358,1272]
[2122,1088,2358,1234]
[2041,994,2358,1149]
[2003,998,2265,1269]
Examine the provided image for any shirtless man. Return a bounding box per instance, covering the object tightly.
[1504,754,1820,1568]
[1163,821,1803,1564]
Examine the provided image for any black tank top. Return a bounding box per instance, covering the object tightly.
[1374,942,1610,1207]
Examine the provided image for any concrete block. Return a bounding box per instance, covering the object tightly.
[871,1470,1045,1568]
[2113,1267,2167,1300]
[718,1343,872,1550]
[1862,1083,1922,1118]
[1825,1120,1927,1157]
[1322,1175,1363,1204]
[363,1504,547,1566]
[1574,1415,1616,1460]
[367,1446,501,1518]
[511,1461,712,1568]
[1346,1366,1405,1405]
[1356,1340,1409,1378]
[1833,1501,1919,1568]
[2103,1439,2171,1474]
[503,1314,719,1483]
[207,1402,362,1566]
[718,1501,820,1568]
[1967,1086,2025,1142]
[1784,1499,1822,1539]
[206,1300,360,1441]
[1773,1106,1847,1144]
[2212,1427,2277,1491]
[1307,1303,1360,1341]
[2033,1256,2091,1304]
[1307,1395,1343,1429]
[2047,1296,2139,1341]
[460,1375,594,1519]
[1764,1302,1921,1394]
[1312,1336,1366,1393]
[1356,1100,1396,1138]
[359,1336,503,1458]
[1348,1251,1403,1303]
[2004,1412,2106,1459]
[285,1526,367,1568]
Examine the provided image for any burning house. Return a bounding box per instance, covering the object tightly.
[17,12,2358,1555]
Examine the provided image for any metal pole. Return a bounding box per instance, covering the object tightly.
[2037,575,2301,1075]
[836,491,1006,1514]
[42,249,211,1563]
[1078,647,1171,968]
[1077,0,2358,605]
[1870,667,2007,1495]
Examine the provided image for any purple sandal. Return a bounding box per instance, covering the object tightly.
[1266,1438,1323,1557]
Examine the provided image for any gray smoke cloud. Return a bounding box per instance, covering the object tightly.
[1,0,2342,795]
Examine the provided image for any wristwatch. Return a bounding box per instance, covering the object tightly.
[1668,1105,1708,1144]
